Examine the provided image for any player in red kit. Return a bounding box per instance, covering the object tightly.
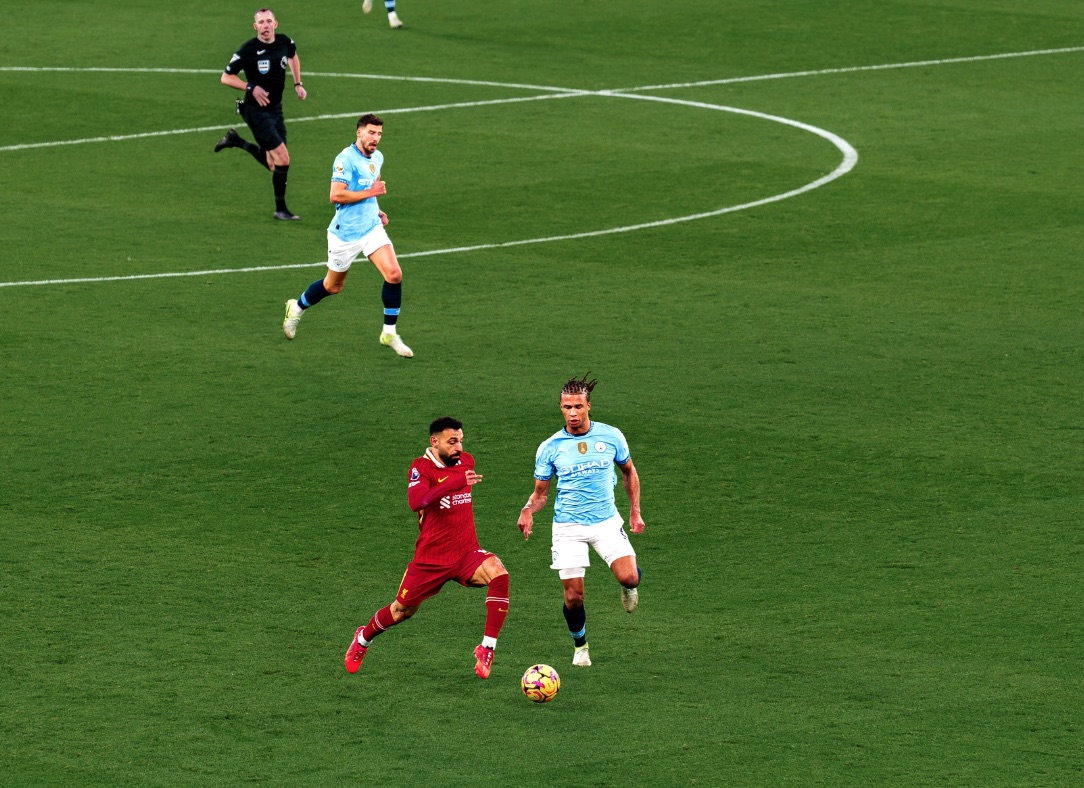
[344,416,510,678]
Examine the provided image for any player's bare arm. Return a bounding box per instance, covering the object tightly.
[221,71,269,105]
[288,54,307,100]
[330,179,387,205]
[618,459,645,534]
[220,72,247,91]
[220,71,272,107]
[517,479,550,540]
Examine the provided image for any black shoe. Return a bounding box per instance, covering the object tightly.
[274,210,301,221]
[214,128,240,152]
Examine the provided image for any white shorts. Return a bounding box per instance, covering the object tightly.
[550,513,636,580]
[327,226,393,273]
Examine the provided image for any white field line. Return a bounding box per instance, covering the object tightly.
[619,46,1084,92]
[0,66,586,94]
[0,93,588,153]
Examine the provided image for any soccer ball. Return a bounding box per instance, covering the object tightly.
[521,663,560,703]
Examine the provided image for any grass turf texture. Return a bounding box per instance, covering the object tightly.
[2,0,1083,784]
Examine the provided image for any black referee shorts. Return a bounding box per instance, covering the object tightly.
[242,104,287,150]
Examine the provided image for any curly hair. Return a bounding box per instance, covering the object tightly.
[429,416,463,435]
[561,372,598,401]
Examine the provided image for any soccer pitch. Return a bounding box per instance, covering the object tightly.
[2,1,1083,784]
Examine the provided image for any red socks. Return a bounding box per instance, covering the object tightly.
[361,575,509,646]
[361,604,397,643]
[484,573,510,640]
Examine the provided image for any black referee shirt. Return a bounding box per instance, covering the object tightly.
[224,34,297,108]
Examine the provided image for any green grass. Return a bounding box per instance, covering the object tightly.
[2,1,1083,785]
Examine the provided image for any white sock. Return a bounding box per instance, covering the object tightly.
[482,636,497,650]
[382,324,396,335]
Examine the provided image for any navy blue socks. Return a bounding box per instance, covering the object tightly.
[563,604,587,647]
[381,281,402,327]
[299,279,331,309]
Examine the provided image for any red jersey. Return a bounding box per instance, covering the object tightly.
[406,448,481,565]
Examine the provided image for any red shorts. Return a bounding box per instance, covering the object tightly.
[395,549,493,607]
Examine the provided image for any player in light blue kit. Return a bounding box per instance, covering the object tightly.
[518,373,645,667]
[282,114,412,357]
[362,0,404,29]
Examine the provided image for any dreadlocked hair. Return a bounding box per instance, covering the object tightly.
[561,372,599,401]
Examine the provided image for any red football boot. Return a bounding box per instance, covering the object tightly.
[344,627,368,674]
[474,644,495,679]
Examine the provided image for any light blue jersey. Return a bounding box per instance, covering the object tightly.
[533,421,631,525]
[327,144,384,242]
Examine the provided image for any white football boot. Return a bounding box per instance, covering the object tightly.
[388,10,403,28]
[572,644,591,667]
[362,0,372,13]
[379,332,413,358]
[282,299,303,340]
[621,585,639,613]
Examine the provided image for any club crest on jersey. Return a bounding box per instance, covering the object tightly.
[595,441,606,453]
[578,442,588,455]
[258,59,270,74]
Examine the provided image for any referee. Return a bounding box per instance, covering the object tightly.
[214,8,307,220]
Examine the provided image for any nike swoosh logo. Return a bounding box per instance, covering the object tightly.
[438,476,449,483]
[257,49,267,54]
[498,608,508,612]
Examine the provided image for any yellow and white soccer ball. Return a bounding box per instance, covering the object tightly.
[521,663,560,703]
